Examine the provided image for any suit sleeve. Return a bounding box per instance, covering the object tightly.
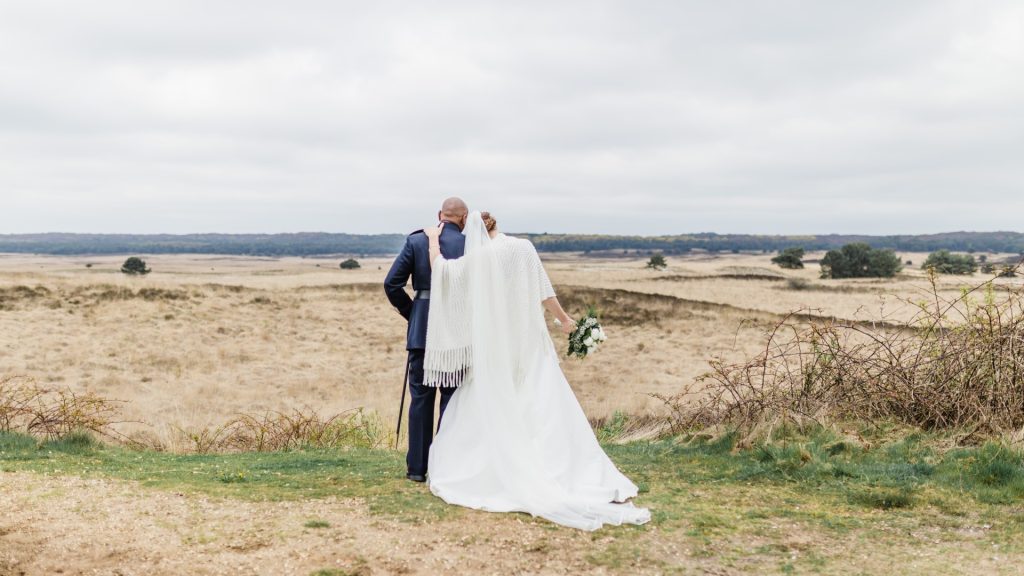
[384,238,415,320]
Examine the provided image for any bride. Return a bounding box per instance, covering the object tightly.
[421,210,650,531]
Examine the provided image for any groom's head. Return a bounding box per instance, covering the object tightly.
[439,197,469,231]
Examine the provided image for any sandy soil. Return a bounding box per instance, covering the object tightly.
[0,472,659,576]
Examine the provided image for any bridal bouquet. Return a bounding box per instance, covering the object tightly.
[566,308,607,359]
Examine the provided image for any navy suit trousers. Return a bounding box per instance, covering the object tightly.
[406,349,455,476]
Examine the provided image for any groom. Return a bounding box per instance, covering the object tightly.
[384,197,468,482]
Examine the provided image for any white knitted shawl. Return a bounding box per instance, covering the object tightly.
[423,212,555,388]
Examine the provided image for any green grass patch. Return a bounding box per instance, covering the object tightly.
[3,426,1024,573]
[848,486,915,510]
[0,431,37,452]
[43,430,102,454]
[0,430,456,524]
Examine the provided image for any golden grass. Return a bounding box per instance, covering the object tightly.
[1,250,1020,449]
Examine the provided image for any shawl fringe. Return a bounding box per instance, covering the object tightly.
[424,345,472,387]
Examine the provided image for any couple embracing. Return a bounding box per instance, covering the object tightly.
[384,198,650,531]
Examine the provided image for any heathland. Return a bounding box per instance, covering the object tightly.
[2,249,1023,575]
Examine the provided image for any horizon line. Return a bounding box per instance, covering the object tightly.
[2,230,1022,238]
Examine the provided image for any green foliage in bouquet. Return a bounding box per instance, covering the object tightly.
[567,307,608,359]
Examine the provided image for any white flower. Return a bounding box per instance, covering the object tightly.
[592,328,606,341]
[584,337,594,347]
[586,317,597,327]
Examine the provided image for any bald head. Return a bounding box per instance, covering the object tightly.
[439,197,469,230]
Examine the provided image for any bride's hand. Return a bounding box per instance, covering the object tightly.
[557,315,575,334]
[423,223,443,240]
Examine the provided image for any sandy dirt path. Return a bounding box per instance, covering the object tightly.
[0,472,664,576]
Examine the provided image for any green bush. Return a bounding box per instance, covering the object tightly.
[923,250,977,275]
[339,258,360,270]
[646,253,667,270]
[120,256,151,275]
[820,243,902,279]
[771,247,805,269]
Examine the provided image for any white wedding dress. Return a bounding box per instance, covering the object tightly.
[423,212,650,531]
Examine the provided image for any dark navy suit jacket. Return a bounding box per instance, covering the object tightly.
[384,221,466,351]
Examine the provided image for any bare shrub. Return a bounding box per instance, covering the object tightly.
[0,376,44,432]
[27,388,124,440]
[177,423,232,454]
[0,375,124,440]
[657,265,1024,443]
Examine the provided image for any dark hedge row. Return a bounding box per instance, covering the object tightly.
[0,230,1022,256]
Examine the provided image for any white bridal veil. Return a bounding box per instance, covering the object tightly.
[424,212,651,531]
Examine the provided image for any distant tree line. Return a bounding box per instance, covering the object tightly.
[0,233,407,256]
[768,243,1020,279]
[524,231,1024,255]
[1,231,1023,257]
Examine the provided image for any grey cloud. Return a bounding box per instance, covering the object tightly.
[1,0,1021,235]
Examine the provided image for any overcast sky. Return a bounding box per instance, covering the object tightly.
[1,1,1021,236]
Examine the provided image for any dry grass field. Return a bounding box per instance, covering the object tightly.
[3,249,1024,576]
[0,250,1018,447]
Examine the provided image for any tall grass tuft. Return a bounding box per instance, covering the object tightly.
[176,408,387,454]
[44,430,101,454]
[2,375,386,453]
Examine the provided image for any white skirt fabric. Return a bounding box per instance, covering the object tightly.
[427,343,651,531]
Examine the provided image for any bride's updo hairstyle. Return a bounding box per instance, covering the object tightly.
[480,212,497,232]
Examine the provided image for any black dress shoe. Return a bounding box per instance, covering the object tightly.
[407,473,426,483]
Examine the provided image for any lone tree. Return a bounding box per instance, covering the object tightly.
[646,253,667,270]
[820,243,902,279]
[120,256,151,275]
[771,247,805,269]
[922,250,977,275]
[339,258,361,270]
